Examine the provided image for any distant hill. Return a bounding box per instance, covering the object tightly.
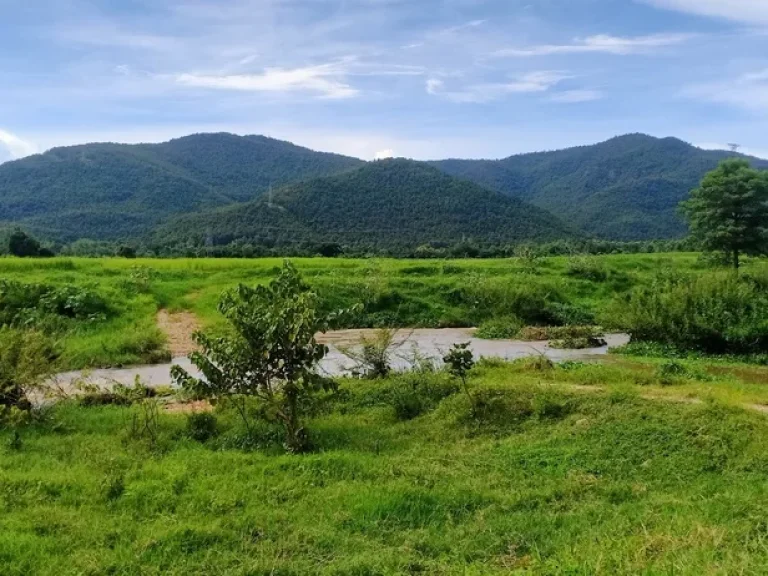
[0,133,363,241]
[433,134,768,240]
[155,159,575,251]
[3,131,765,246]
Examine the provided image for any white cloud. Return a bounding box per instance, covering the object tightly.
[639,0,768,25]
[0,129,37,162]
[374,149,394,160]
[175,62,360,99]
[494,33,693,57]
[549,89,604,103]
[427,71,571,103]
[684,69,768,112]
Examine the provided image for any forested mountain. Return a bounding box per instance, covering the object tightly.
[433,134,768,240]
[155,159,575,251]
[2,131,765,247]
[0,133,363,241]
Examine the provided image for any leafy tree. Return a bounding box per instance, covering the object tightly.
[316,243,343,257]
[681,159,768,270]
[171,262,348,453]
[8,229,42,257]
[116,245,137,258]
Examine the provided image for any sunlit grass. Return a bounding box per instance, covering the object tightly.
[1,254,766,370]
[2,360,768,574]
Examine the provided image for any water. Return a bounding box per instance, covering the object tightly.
[49,329,630,392]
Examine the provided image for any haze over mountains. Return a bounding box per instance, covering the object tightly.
[0,132,763,249]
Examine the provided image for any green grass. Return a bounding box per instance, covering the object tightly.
[1,254,766,370]
[3,359,768,574]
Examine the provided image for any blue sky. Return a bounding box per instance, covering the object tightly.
[1,0,768,162]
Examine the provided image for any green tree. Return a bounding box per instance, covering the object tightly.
[8,229,42,258]
[171,262,347,453]
[681,159,768,270]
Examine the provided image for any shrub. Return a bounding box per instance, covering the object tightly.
[656,361,690,386]
[390,370,459,420]
[0,280,109,331]
[0,328,55,416]
[444,343,476,411]
[475,316,522,339]
[461,276,566,326]
[173,262,352,453]
[545,302,596,326]
[612,273,768,354]
[566,256,608,282]
[339,328,401,378]
[186,412,218,442]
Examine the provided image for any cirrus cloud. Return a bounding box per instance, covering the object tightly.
[494,33,694,57]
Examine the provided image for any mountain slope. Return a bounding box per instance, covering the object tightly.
[433,134,768,240]
[155,159,575,250]
[0,133,363,241]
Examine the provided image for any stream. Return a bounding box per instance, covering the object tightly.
[50,329,630,391]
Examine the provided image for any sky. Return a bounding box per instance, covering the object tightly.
[1,0,768,162]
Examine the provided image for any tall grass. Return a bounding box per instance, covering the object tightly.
[614,272,768,354]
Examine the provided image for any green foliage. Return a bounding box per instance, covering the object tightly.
[186,412,218,443]
[338,328,400,379]
[0,327,54,415]
[157,159,574,253]
[172,262,346,453]
[116,245,137,259]
[475,316,522,339]
[4,359,768,573]
[8,229,48,257]
[0,280,109,331]
[443,342,476,410]
[614,272,768,354]
[0,133,363,241]
[434,134,768,240]
[566,255,608,281]
[681,159,768,269]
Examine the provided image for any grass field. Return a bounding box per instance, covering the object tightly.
[3,357,768,575]
[2,253,766,370]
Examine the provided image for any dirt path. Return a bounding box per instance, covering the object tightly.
[156,310,201,357]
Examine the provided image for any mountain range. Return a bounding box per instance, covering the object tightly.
[1,132,764,249]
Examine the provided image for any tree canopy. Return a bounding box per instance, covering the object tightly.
[681,159,768,269]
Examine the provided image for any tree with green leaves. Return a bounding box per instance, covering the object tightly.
[171,262,348,453]
[8,229,43,258]
[680,159,768,270]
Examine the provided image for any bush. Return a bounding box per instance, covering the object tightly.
[475,316,522,339]
[461,277,567,326]
[1,328,55,415]
[612,273,768,354]
[339,329,401,378]
[0,280,109,331]
[186,412,218,442]
[566,256,608,282]
[390,371,459,420]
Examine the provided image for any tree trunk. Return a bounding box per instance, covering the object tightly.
[733,249,740,271]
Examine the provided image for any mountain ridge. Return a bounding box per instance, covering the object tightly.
[154,158,577,251]
[2,131,766,245]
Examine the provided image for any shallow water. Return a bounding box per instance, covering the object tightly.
[49,329,630,392]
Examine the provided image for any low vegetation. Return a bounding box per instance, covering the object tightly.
[0,253,766,370]
[3,355,768,574]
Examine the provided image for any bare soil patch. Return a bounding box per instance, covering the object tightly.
[157,310,201,357]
